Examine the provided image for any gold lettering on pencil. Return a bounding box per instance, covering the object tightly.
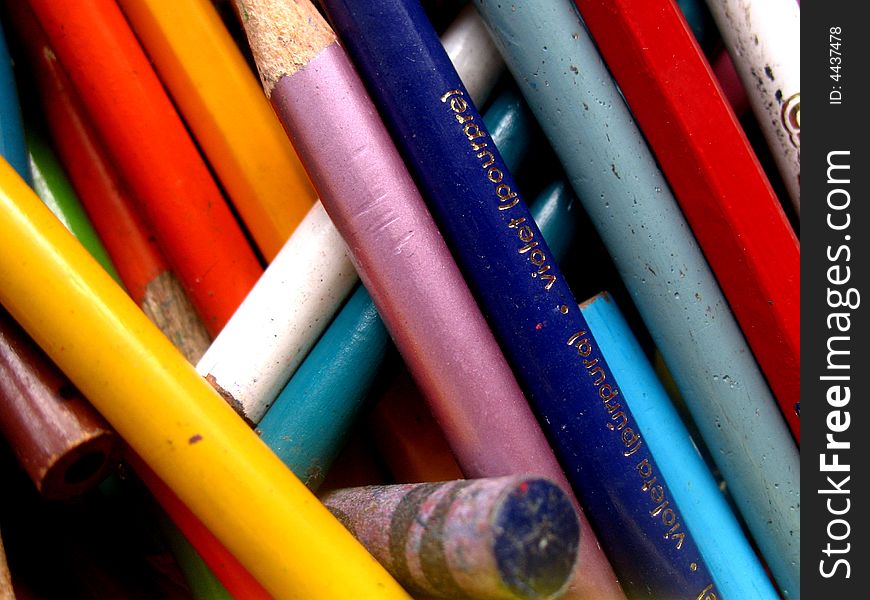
[517,226,535,243]
[529,248,547,266]
[588,366,605,386]
[464,122,486,140]
[566,320,700,557]
[477,150,496,169]
[599,384,618,401]
[539,270,557,289]
[566,330,585,346]
[441,86,558,291]
[607,411,628,431]
[440,89,463,103]
[636,458,688,550]
[518,240,539,254]
[695,584,718,600]
[621,427,640,449]
[667,523,685,546]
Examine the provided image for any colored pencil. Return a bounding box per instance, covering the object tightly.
[232,6,624,598]
[713,49,751,117]
[196,200,357,423]
[704,0,801,214]
[155,509,235,600]
[321,477,580,600]
[0,308,116,499]
[257,284,390,488]
[580,293,780,600]
[257,86,535,486]
[0,159,409,599]
[441,5,504,109]
[675,0,718,53]
[473,2,800,597]
[26,129,123,286]
[322,1,716,596]
[196,4,509,422]
[129,453,272,599]
[0,20,29,184]
[7,7,213,363]
[117,0,317,261]
[575,0,800,440]
[25,0,263,336]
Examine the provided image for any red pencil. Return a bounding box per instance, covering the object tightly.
[7,2,212,362]
[25,0,263,336]
[575,0,800,440]
[128,451,272,600]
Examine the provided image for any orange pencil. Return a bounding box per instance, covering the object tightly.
[117,0,318,261]
[24,0,263,336]
[7,3,212,362]
[368,369,463,484]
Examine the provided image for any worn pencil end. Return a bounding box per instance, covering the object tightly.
[234,0,337,96]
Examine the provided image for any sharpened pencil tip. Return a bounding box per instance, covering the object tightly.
[234,0,336,96]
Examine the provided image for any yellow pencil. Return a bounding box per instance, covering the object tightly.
[0,159,408,599]
[117,0,317,261]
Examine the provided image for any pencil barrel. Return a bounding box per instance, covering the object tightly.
[0,309,116,500]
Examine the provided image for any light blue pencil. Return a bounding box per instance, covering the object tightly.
[473,2,799,597]
[581,293,780,600]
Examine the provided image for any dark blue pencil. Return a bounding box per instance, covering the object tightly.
[321,1,717,597]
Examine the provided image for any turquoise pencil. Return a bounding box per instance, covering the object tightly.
[0,20,30,183]
[473,2,799,597]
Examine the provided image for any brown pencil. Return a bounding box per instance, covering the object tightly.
[0,308,116,500]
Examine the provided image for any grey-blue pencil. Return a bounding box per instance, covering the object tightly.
[473,1,799,597]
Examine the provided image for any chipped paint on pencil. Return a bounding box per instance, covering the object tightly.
[322,477,580,600]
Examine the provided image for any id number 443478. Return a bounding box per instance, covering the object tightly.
[830,26,843,83]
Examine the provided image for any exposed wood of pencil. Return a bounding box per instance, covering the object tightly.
[117,0,317,261]
[236,3,624,599]
[25,0,263,336]
[6,2,212,363]
[236,0,335,96]
[575,0,800,440]
[0,308,116,500]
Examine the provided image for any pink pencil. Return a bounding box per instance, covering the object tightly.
[234,1,623,598]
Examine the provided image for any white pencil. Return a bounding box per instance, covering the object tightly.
[196,9,505,423]
[442,5,504,108]
[196,200,355,422]
[705,0,801,215]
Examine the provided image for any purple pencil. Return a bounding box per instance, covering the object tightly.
[234,1,623,598]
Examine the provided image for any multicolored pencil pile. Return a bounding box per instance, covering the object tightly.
[0,0,799,598]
